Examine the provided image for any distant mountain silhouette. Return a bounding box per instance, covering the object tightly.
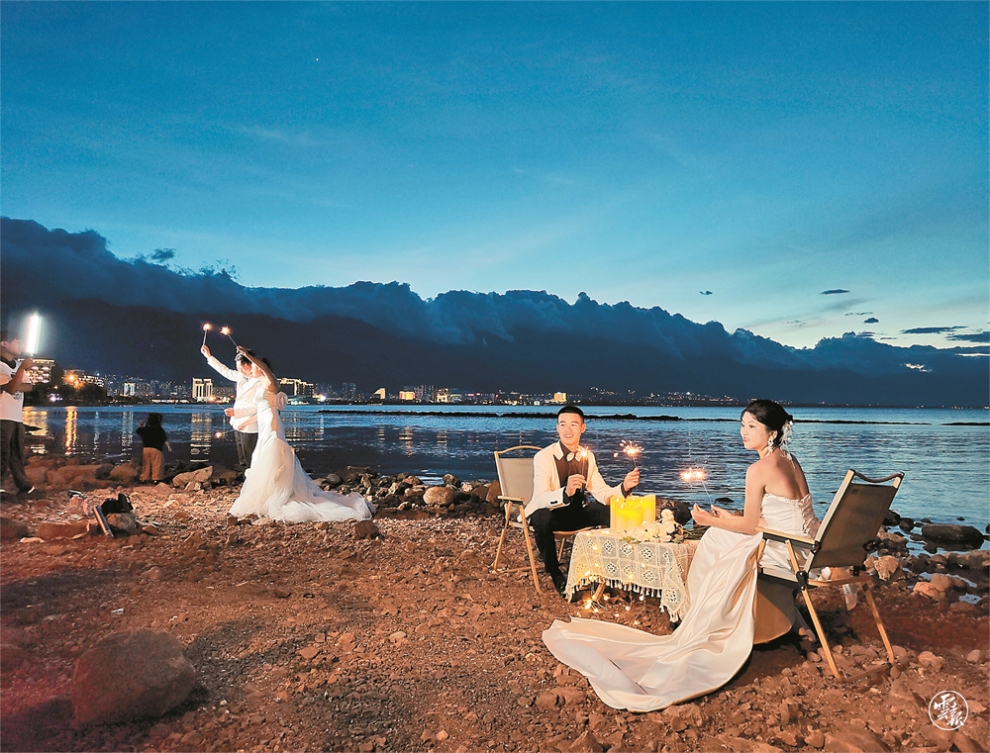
[2,217,986,405]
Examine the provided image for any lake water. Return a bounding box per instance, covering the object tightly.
[23,404,990,533]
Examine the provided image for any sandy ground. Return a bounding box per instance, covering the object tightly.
[1,482,988,753]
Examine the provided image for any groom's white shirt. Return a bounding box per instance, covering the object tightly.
[206,356,260,433]
[527,442,623,518]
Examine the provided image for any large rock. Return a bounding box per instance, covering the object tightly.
[0,516,30,541]
[109,464,139,482]
[36,520,91,540]
[72,628,196,725]
[921,523,985,548]
[423,486,455,507]
[171,466,213,488]
[45,464,104,489]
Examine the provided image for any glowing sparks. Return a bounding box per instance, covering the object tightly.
[680,466,712,503]
[680,468,707,483]
[24,313,41,355]
[201,323,212,346]
[220,326,238,347]
[614,440,644,467]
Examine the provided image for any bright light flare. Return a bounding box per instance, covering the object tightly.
[614,440,644,466]
[680,468,707,483]
[220,326,238,347]
[202,323,212,346]
[24,313,41,355]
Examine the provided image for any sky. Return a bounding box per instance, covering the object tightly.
[2,2,987,351]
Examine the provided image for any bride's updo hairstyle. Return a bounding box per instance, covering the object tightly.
[741,399,794,450]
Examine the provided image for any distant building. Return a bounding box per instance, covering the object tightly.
[64,369,105,388]
[372,388,386,401]
[398,390,416,402]
[25,357,55,385]
[552,392,567,404]
[192,377,214,402]
[122,382,136,397]
[279,377,315,397]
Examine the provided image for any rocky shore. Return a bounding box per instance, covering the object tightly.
[1,453,988,752]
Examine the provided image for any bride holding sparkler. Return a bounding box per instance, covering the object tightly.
[228,347,373,524]
[543,399,820,711]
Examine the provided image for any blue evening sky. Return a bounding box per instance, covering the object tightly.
[2,2,987,349]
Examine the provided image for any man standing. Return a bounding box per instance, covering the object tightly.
[0,329,35,496]
[201,345,260,468]
[529,405,639,596]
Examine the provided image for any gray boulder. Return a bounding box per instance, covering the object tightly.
[72,628,196,725]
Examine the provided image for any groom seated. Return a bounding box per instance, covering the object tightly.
[529,405,639,597]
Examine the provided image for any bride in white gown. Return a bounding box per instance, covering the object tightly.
[228,347,374,524]
[542,399,819,712]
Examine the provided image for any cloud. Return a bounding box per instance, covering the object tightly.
[845,311,872,317]
[948,331,990,343]
[821,289,850,295]
[901,326,965,335]
[150,248,176,262]
[864,317,879,324]
[2,218,986,399]
[700,291,713,296]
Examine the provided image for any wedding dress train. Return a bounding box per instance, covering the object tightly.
[228,390,373,523]
[542,492,820,711]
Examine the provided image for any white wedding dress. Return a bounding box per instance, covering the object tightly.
[542,492,820,712]
[228,389,373,523]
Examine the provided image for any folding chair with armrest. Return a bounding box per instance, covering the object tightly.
[755,469,905,681]
[491,445,591,594]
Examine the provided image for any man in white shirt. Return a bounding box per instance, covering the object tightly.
[201,345,260,468]
[529,405,640,596]
[1,329,35,495]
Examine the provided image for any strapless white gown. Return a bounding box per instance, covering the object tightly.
[542,492,820,712]
[228,390,373,523]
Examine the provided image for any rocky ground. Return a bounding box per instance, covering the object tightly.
[1,463,988,753]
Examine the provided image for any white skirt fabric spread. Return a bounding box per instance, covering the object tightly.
[542,493,819,712]
[229,391,373,524]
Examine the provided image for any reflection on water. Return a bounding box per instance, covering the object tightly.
[18,405,990,530]
[190,412,215,462]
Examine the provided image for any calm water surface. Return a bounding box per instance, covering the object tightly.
[24,405,990,532]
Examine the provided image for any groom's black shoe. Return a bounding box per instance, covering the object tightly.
[550,571,568,599]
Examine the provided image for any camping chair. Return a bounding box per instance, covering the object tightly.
[755,470,904,681]
[491,446,590,594]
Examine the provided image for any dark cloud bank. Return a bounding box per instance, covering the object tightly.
[2,218,986,406]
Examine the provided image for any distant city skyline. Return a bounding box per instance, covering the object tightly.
[2,2,986,352]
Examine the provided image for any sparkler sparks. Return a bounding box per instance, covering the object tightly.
[220,326,238,347]
[680,466,712,502]
[614,440,644,467]
[201,323,212,346]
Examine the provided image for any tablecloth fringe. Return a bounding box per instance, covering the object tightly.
[568,576,688,622]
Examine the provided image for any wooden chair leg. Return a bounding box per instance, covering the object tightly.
[798,589,842,680]
[521,521,542,593]
[491,506,512,571]
[863,585,896,666]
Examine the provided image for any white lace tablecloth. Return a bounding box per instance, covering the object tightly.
[565,531,698,621]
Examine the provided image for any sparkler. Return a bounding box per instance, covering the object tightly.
[201,323,212,346]
[614,440,644,468]
[576,446,590,487]
[680,466,712,503]
[220,326,238,347]
[24,313,42,355]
